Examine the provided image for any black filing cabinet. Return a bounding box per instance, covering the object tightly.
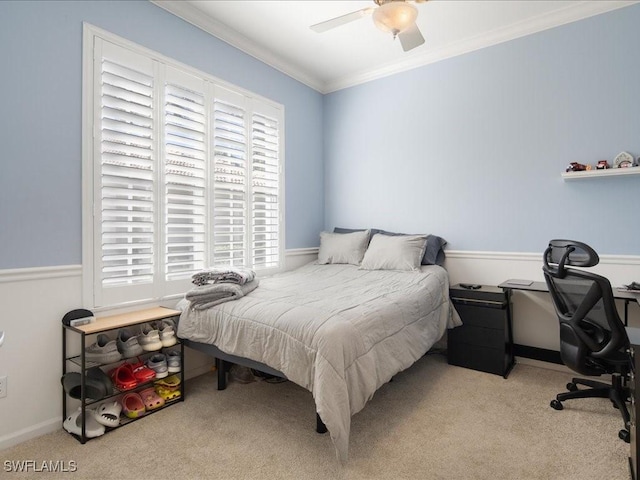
[448,285,515,378]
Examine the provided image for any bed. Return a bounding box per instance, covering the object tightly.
[176,230,462,462]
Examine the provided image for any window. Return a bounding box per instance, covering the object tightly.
[83,26,284,309]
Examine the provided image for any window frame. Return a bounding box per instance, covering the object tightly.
[82,24,285,310]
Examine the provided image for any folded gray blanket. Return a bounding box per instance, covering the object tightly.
[192,267,256,286]
[186,279,259,310]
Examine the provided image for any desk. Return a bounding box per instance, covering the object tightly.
[498,279,640,364]
[499,279,640,325]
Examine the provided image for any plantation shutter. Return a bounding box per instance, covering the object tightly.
[251,104,281,269]
[95,40,156,306]
[164,68,207,284]
[211,88,248,268]
[86,30,284,309]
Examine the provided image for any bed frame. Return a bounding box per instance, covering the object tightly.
[182,338,328,433]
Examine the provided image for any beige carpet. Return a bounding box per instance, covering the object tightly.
[1,353,630,479]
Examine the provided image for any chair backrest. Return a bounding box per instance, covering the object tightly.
[542,239,629,375]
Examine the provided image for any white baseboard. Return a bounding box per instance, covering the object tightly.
[515,357,571,374]
[0,418,60,452]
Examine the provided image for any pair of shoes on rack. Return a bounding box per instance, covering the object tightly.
[90,401,122,428]
[85,334,122,364]
[146,353,168,379]
[63,401,122,438]
[155,375,181,401]
[120,387,165,417]
[109,359,157,390]
[61,367,114,401]
[117,329,144,359]
[63,408,105,438]
[166,350,181,373]
[138,319,177,351]
[121,392,145,418]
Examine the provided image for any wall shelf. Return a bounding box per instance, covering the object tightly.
[562,167,640,181]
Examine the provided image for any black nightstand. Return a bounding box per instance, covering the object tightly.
[447,284,515,378]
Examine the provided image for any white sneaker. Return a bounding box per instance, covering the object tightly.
[138,323,162,352]
[158,319,177,348]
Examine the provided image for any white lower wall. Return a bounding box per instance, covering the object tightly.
[0,249,319,451]
[0,248,637,450]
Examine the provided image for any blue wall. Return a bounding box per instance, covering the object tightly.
[0,0,324,269]
[2,2,639,269]
[323,4,640,255]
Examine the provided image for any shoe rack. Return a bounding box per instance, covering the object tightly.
[62,306,183,443]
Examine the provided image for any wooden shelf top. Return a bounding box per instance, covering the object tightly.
[73,306,181,334]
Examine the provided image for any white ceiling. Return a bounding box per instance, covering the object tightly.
[152,0,636,93]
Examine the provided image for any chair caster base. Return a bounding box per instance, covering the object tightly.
[550,399,563,410]
[619,429,630,443]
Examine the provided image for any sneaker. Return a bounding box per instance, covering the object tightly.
[138,323,162,352]
[165,350,181,373]
[85,334,122,364]
[147,353,168,379]
[117,329,144,359]
[157,319,177,348]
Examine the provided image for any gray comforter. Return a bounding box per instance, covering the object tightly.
[177,262,461,462]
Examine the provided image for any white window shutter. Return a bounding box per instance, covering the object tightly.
[86,30,284,309]
[98,42,156,302]
[211,88,248,268]
[251,105,281,269]
[164,69,207,282]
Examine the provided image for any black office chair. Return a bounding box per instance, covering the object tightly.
[542,239,630,442]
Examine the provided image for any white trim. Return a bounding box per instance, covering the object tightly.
[325,1,638,92]
[150,1,637,94]
[285,247,319,257]
[2,250,637,284]
[0,417,60,452]
[445,249,640,266]
[149,0,325,93]
[0,265,82,284]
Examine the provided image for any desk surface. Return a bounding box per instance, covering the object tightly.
[499,279,640,302]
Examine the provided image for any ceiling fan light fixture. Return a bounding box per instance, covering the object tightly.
[372,2,418,37]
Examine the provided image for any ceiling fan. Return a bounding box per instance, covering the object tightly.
[310,0,427,52]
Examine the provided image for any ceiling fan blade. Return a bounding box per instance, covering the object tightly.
[398,23,425,52]
[310,8,373,33]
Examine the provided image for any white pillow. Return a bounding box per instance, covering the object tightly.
[360,234,428,271]
[317,230,370,265]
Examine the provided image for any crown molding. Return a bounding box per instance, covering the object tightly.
[150,0,325,93]
[151,1,637,94]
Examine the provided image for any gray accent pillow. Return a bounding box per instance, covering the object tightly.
[360,234,428,271]
[317,230,370,265]
[334,227,447,266]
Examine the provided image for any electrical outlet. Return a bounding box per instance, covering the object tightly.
[0,376,7,398]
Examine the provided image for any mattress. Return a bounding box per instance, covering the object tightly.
[177,262,461,461]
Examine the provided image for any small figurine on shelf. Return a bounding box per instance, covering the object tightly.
[596,160,610,169]
[566,162,587,172]
[613,151,634,168]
